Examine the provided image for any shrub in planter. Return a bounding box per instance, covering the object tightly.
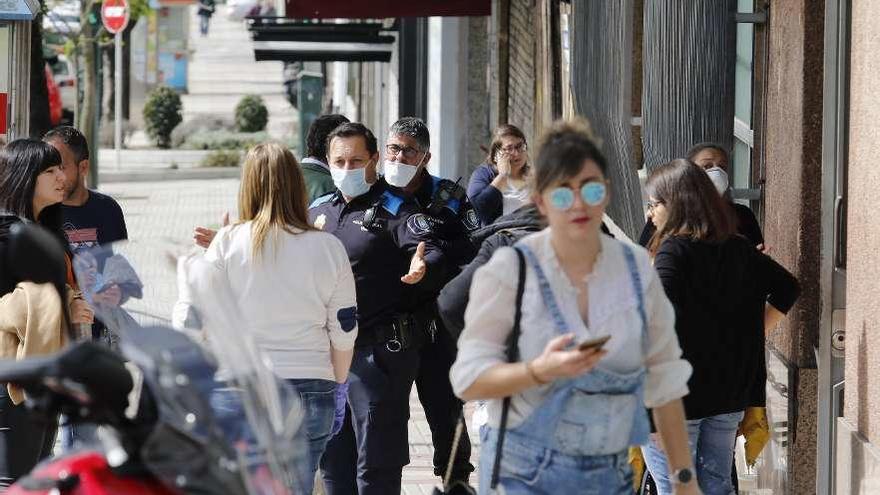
[182,130,269,150]
[200,149,242,168]
[235,95,268,133]
[171,114,235,148]
[143,86,183,149]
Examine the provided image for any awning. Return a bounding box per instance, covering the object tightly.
[249,20,396,63]
[253,41,393,62]
[285,0,490,19]
[0,0,38,21]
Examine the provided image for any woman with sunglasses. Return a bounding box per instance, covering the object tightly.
[641,159,799,495]
[451,120,699,494]
[467,124,531,226]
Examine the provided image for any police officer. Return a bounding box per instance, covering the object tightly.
[310,122,448,495]
[381,117,478,483]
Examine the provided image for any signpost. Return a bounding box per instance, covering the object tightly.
[101,0,129,170]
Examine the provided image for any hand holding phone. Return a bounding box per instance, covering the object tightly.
[576,335,611,352]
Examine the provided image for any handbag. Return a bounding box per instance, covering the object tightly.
[489,247,528,490]
[431,412,477,495]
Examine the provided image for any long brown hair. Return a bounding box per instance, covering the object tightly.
[237,142,315,258]
[645,159,734,254]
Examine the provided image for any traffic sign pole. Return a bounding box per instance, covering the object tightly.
[114,32,122,171]
[102,0,129,171]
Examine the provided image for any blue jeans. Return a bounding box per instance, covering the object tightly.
[642,411,744,495]
[288,378,337,493]
[478,426,633,495]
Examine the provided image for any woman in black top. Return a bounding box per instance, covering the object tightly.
[640,159,799,495]
[638,142,764,249]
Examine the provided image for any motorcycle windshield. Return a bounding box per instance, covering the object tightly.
[72,242,310,495]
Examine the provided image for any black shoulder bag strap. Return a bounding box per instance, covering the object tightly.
[490,247,527,489]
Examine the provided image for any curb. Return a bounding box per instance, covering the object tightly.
[100,167,241,183]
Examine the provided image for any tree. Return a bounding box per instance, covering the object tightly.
[41,0,151,185]
[30,3,51,137]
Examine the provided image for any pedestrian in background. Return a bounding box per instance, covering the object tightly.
[467,124,531,226]
[641,159,799,495]
[638,142,763,249]
[201,142,357,494]
[197,0,215,36]
[451,120,699,494]
[302,114,350,204]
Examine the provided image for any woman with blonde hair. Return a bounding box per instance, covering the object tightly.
[203,142,358,492]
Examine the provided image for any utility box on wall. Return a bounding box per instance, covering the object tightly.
[0,0,38,141]
[295,70,323,155]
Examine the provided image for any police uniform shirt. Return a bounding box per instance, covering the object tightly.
[309,181,447,333]
[396,170,481,269]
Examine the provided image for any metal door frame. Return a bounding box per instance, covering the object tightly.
[817,0,850,493]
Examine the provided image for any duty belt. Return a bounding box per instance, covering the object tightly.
[356,312,433,352]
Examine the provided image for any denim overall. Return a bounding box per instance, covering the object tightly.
[479,243,650,495]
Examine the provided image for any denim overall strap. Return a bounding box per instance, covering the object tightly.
[620,243,648,356]
[514,244,569,333]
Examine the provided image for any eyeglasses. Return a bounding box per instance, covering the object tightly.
[646,199,664,210]
[549,181,607,210]
[385,144,423,160]
[500,143,528,155]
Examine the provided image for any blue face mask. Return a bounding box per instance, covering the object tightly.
[331,166,372,198]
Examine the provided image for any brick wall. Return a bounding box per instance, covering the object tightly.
[506,0,536,145]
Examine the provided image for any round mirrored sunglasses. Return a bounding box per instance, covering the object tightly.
[549,181,607,210]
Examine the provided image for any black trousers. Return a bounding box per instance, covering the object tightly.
[0,388,57,488]
[320,344,420,495]
[415,325,473,481]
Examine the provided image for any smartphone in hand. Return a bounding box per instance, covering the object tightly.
[576,335,611,352]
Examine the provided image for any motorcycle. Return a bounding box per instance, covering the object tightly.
[0,226,310,494]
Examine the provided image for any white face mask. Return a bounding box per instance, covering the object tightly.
[331,166,372,198]
[383,151,427,188]
[705,166,729,195]
[383,160,419,187]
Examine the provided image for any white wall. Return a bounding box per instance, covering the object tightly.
[427,17,468,181]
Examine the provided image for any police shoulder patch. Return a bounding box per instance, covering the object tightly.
[462,207,480,230]
[407,213,437,236]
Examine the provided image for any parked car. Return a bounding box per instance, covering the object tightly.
[45,65,63,127]
[46,54,75,125]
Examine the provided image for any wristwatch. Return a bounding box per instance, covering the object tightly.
[672,467,694,485]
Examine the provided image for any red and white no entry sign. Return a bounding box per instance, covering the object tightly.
[101,0,130,34]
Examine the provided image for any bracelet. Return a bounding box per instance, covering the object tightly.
[525,360,549,385]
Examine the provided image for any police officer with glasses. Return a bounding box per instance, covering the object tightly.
[381,117,479,485]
